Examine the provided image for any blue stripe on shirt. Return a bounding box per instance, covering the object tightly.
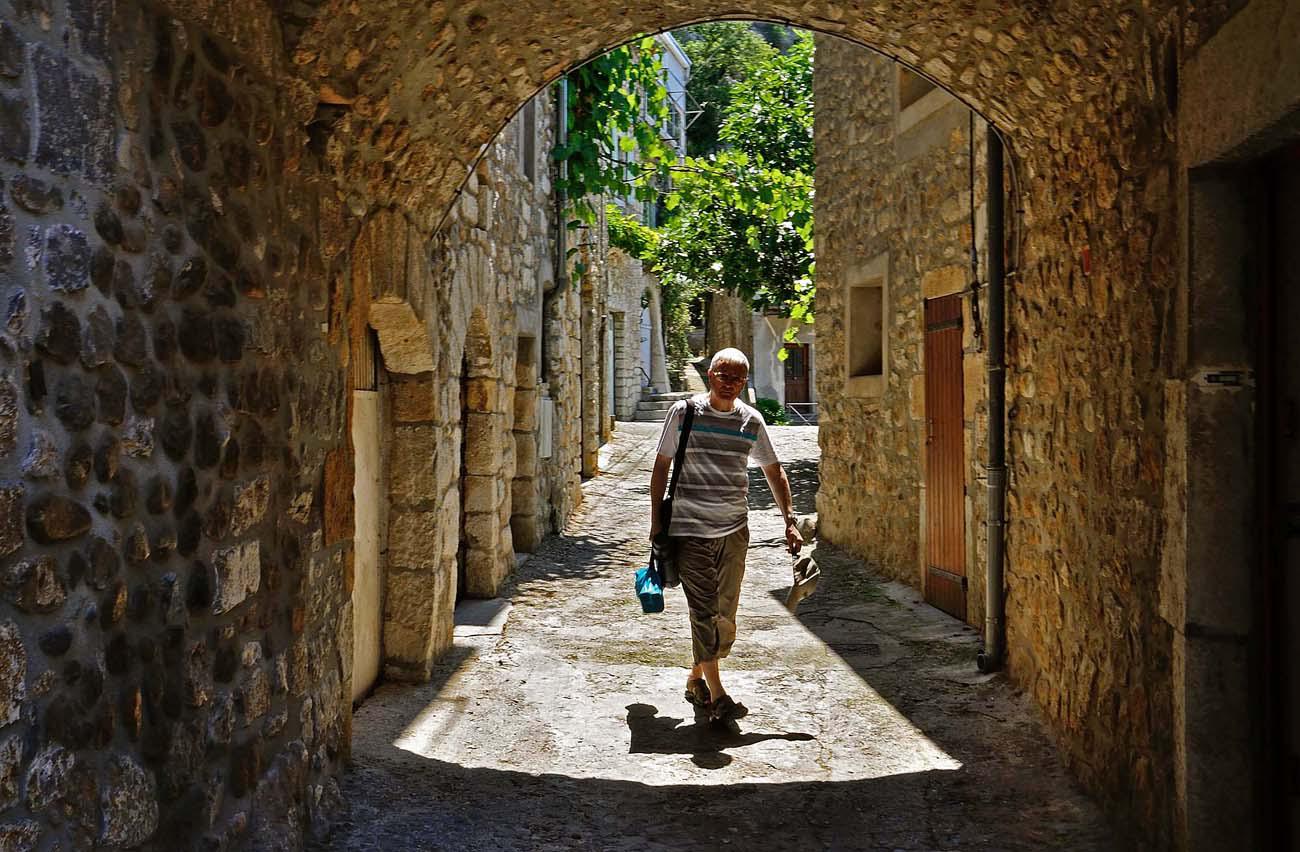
[679,424,758,441]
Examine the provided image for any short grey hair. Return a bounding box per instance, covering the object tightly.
[709,348,750,373]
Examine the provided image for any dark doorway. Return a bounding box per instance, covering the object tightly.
[783,342,810,403]
[1260,141,1300,849]
[923,293,966,620]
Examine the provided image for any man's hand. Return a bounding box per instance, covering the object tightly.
[785,520,804,555]
[650,515,663,543]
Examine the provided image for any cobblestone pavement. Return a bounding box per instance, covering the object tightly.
[320,424,1116,851]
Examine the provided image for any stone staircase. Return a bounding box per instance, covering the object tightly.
[631,390,695,422]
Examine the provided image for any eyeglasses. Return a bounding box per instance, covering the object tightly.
[712,371,747,386]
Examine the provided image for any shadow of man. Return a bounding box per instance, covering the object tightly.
[625,703,815,770]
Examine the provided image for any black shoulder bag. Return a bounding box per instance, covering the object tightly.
[652,402,695,588]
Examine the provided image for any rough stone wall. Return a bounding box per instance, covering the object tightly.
[815,21,1183,844]
[607,248,653,419]
[814,41,990,621]
[422,92,566,598]
[0,0,1269,848]
[0,6,354,848]
[705,292,754,364]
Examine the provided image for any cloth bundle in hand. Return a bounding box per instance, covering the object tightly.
[784,553,820,611]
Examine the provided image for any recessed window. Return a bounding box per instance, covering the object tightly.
[849,282,884,378]
[898,68,936,112]
[844,255,889,398]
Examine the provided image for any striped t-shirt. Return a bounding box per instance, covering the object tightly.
[656,395,779,539]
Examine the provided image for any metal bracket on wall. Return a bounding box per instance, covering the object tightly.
[1193,368,1256,389]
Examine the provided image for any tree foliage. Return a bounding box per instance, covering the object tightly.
[656,31,815,320]
[678,23,775,157]
[553,39,674,223]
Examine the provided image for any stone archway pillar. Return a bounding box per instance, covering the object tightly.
[352,211,453,681]
[647,280,671,393]
[382,374,456,679]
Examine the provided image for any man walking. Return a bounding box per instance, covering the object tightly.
[650,348,803,722]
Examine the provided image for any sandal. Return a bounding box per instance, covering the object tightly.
[708,694,749,723]
[684,678,711,707]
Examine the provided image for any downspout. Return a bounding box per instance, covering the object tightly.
[977,126,1007,674]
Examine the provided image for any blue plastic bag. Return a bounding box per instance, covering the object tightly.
[635,561,665,614]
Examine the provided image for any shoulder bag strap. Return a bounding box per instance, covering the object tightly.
[659,402,696,532]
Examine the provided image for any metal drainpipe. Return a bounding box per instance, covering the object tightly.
[977,126,1007,674]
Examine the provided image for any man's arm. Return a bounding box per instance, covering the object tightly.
[650,455,671,541]
[761,462,804,553]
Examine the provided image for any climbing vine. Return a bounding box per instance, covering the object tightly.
[553,39,674,224]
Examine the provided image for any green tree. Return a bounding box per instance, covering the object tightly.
[677,23,775,157]
[655,31,815,320]
[554,39,674,223]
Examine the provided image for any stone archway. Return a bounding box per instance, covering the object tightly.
[0,0,1266,848]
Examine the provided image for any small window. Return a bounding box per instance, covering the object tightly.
[844,257,888,399]
[848,284,884,378]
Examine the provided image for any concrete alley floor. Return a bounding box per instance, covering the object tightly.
[321,424,1116,851]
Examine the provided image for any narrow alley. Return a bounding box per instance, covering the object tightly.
[321,425,1113,851]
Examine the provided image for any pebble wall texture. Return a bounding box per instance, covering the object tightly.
[0,0,1276,849]
[0,6,354,850]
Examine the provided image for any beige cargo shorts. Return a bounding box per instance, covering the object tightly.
[675,526,749,664]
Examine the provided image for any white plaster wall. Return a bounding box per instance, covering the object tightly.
[351,390,384,701]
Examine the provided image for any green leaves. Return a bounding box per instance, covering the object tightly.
[649,30,816,317]
[555,40,675,223]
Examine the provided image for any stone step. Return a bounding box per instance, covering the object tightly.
[639,390,694,402]
[636,400,679,413]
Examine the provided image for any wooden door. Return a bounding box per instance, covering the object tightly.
[784,343,810,403]
[923,294,966,620]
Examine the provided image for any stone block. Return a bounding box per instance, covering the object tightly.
[0,92,30,163]
[211,541,260,614]
[390,427,435,503]
[513,388,537,431]
[230,475,271,536]
[25,494,90,543]
[509,513,542,554]
[510,477,538,516]
[462,512,499,552]
[462,414,502,475]
[462,475,498,515]
[10,177,59,216]
[99,755,158,848]
[0,621,24,727]
[963,355,982,421]
[909,373,925,421]
[514,432,537,471]
[32,46,113,183]
[0,24,21,81]
[1,556,65,613]
[0,377,13,459]
[462,549,502,599]
[391,379,435,422]
[464,377,496,413]
[369,300,434,374]
[387,510,438,571]
[0,735,20,811]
